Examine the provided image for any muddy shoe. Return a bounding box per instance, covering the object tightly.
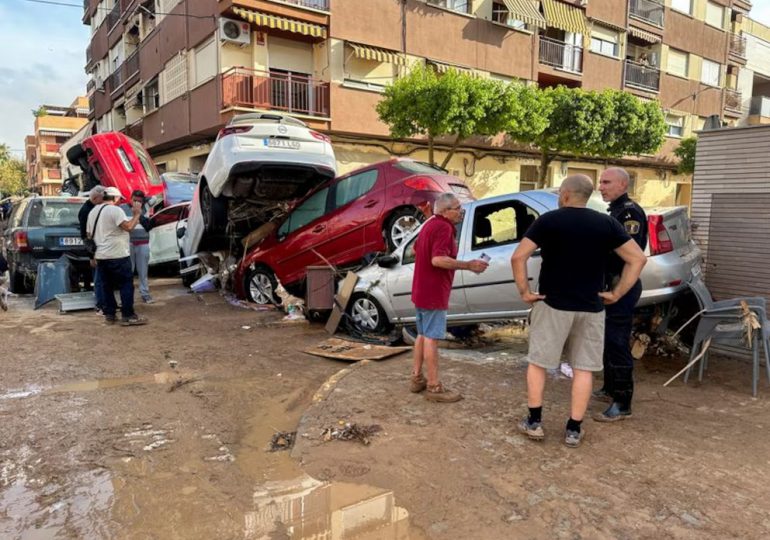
[121,315,147,326]
[104,315,116,325]
[564,429,584,448]
[410,374,427,393]
[593,402,632,423]
[518,418,545,441]
[425,383,463,403]
[592,388,612,403]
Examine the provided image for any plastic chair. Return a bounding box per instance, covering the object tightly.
[684,273,770,396]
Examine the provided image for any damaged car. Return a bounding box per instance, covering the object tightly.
[180,113,337,263]
[233,159,475,304]
[346,189,702,334]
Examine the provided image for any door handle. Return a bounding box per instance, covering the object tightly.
[312,225,325,233]
[363,200,378,208]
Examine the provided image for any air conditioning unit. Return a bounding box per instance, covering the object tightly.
[219,17,251,46]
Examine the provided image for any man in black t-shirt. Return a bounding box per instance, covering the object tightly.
[510,175,647,448]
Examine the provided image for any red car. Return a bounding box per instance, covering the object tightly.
[234,159,474,303]
[64,132,163,203]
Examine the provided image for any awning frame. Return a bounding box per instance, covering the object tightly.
[233,7,327,39]
[541,0,589,35]
[628,26,662,44]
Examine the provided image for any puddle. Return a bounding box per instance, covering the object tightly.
[245,474,425,539]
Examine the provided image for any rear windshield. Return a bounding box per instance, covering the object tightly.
[27,200,82,227]
[394,161,448,175]
[130,140,162,186]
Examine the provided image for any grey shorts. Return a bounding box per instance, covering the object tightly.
[527,302,605,372]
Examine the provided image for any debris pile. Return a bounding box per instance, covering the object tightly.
[269,431,297,452]
[321,422,382,446]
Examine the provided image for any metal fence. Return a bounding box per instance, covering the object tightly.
[222,67,330,117]
[629,0,664,27]
[539,37,582,73]
[624,60,660,92]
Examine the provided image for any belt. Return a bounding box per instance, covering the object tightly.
[131,240,150,246]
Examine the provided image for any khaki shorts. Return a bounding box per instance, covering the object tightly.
[527,301,605,372]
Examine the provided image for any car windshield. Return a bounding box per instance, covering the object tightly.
[163,173,197,184]
[27,200,82,227]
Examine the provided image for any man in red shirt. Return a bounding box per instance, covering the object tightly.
[411,193,488,402]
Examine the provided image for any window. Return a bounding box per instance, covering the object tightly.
[519,165,539,191]
[492,2,527,29]
[627,172,638,196]
[192,39,216,87]
[129,140,162,185]
[701,59,721,87]
[402,234,419,265]
[278,187,329,236]
[427,0,469,13]
[117,148,135,173]
[671,0,692,15]
[333,170,378,208]
[471,201,539,250]
[705,2,725,29]
[143,79,160,114]
[666,114,684,137]
[666,49,689,78]
[590,26,620,58]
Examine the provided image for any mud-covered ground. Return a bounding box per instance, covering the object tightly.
[2,278,769,539]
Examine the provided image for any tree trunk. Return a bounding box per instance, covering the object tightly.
[428,136,435,165]
[439,134,463,170]
[538,150,555,189]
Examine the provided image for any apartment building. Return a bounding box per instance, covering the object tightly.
[25,98,89,196]
[82,0,754,207]
[735,17,770,125]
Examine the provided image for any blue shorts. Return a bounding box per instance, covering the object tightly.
[415,308,447,340]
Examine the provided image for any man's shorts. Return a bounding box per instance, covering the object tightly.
[415,308,447,340]
[527,301,605,371]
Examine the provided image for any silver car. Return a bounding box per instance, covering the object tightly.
[347,190,702,333]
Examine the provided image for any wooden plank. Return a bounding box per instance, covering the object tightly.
[304,337,411,362]
[325,272,359,335]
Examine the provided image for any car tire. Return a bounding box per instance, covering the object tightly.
[246,266,281,305]
[10,269,32,295]
[200,181,228,236]
[347,293,392,335]
[385,208,425,252]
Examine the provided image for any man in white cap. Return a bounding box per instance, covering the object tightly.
[79,185,105,312]
[86,186,147,326]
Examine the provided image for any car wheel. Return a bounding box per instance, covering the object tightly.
[10,269,31,295]
[385,208,425,252]
[200,181,228,236]
[246,266,280,305]
[347,293,392,335]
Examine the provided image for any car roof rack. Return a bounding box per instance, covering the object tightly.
[229,112,307,128]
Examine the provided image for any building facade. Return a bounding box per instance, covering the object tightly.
[735,17,770,125]
[82,0,754,206]
[25,98,89,196]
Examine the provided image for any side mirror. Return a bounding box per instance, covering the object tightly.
[377,254,399,268]
[176,227,186,239]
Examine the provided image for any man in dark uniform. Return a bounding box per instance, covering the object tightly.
[594,167,648,422]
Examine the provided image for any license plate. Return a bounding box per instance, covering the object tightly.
[60,237,83,246]
[264,138,300,150]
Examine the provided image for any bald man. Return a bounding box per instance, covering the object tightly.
[511,175,646,447]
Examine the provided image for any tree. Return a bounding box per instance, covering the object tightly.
[32,106,47,118]
[377,66,542,167]
[508,87,666,187]
[0,144,26,196]
[674,136,697,175]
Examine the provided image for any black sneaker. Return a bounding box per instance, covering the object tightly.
[593,402,632,423]
[592,388,612,403]
[104,315,116,324]
[564,429,584,448]
[517,418,545,441]
[120,315,147,326]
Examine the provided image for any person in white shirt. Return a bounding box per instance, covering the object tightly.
[86,186,147,326]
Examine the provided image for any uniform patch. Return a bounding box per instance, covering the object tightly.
[624,220,641,235]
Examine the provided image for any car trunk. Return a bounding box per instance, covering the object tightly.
[647,206,696,256]
[431,174,475,202]
[28,226,89,260]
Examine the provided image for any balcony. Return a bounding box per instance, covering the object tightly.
[124,50,140,85]
[108,68,124,96]
[729,33,747,59]
[43,168,62,181]
[539,37,582,74]
[425,0,470,14]
[42,143,61,157]
[748,95,770,125]
[272,0,329,10]
[222,67,330,118]
[107,2,121,30]
[629,0,664,27]
[624,60,660,92]
[724,89,743,114]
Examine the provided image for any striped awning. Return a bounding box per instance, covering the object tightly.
[430,61,472,74]
[38,129,75,137]
[233,8,327,38]
[628,26,661,44]
[588,17,627,33]
[541,0,588,34]
[502,0,546,29]
[349,43,408,66]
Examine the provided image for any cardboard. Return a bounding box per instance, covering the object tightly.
[325,271,359,334]
[305,337,411,362]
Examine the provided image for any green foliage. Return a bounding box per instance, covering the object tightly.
[32,106,47,118]
[0,144,27,196]
[674,136,697,175]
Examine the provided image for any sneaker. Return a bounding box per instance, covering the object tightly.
[0,292,7,312]
[593,402,633,423]
[564,429,584,448]
[120,315,147,326]
[410,374,427,393]
[425,382,463,403]
[592,388,612,403]
[104,315,117,325]
[95,307,104,315]
[517,418,545,441]
[142,296,154,304]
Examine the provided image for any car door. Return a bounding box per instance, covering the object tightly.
[460,196,546,317]
[149,204,187,265]
[322,167,385,265]
[385,220,468,322]
[272,186,332,284]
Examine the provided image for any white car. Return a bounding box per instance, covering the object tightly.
[181,113,337,260]
[149,202,189,266]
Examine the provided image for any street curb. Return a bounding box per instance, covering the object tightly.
[311,360,371,403]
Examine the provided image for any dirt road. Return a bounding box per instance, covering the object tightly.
[2,279,769,539]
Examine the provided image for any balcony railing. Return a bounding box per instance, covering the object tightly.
[124,50,139,81]
[108,68,124,95]
[44,143,61,154]
[729,32,747,58]
[107,1,121,30]
[426,0,470,14]
[724,89,743,112]
[624,60,660,92]
[539,37,583,73]
[86,79,95,93]
[749,95,770,117]
[274,0,329,10]
[222,67,331,118]
[630,0,664,27]
[45,169,62,180]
